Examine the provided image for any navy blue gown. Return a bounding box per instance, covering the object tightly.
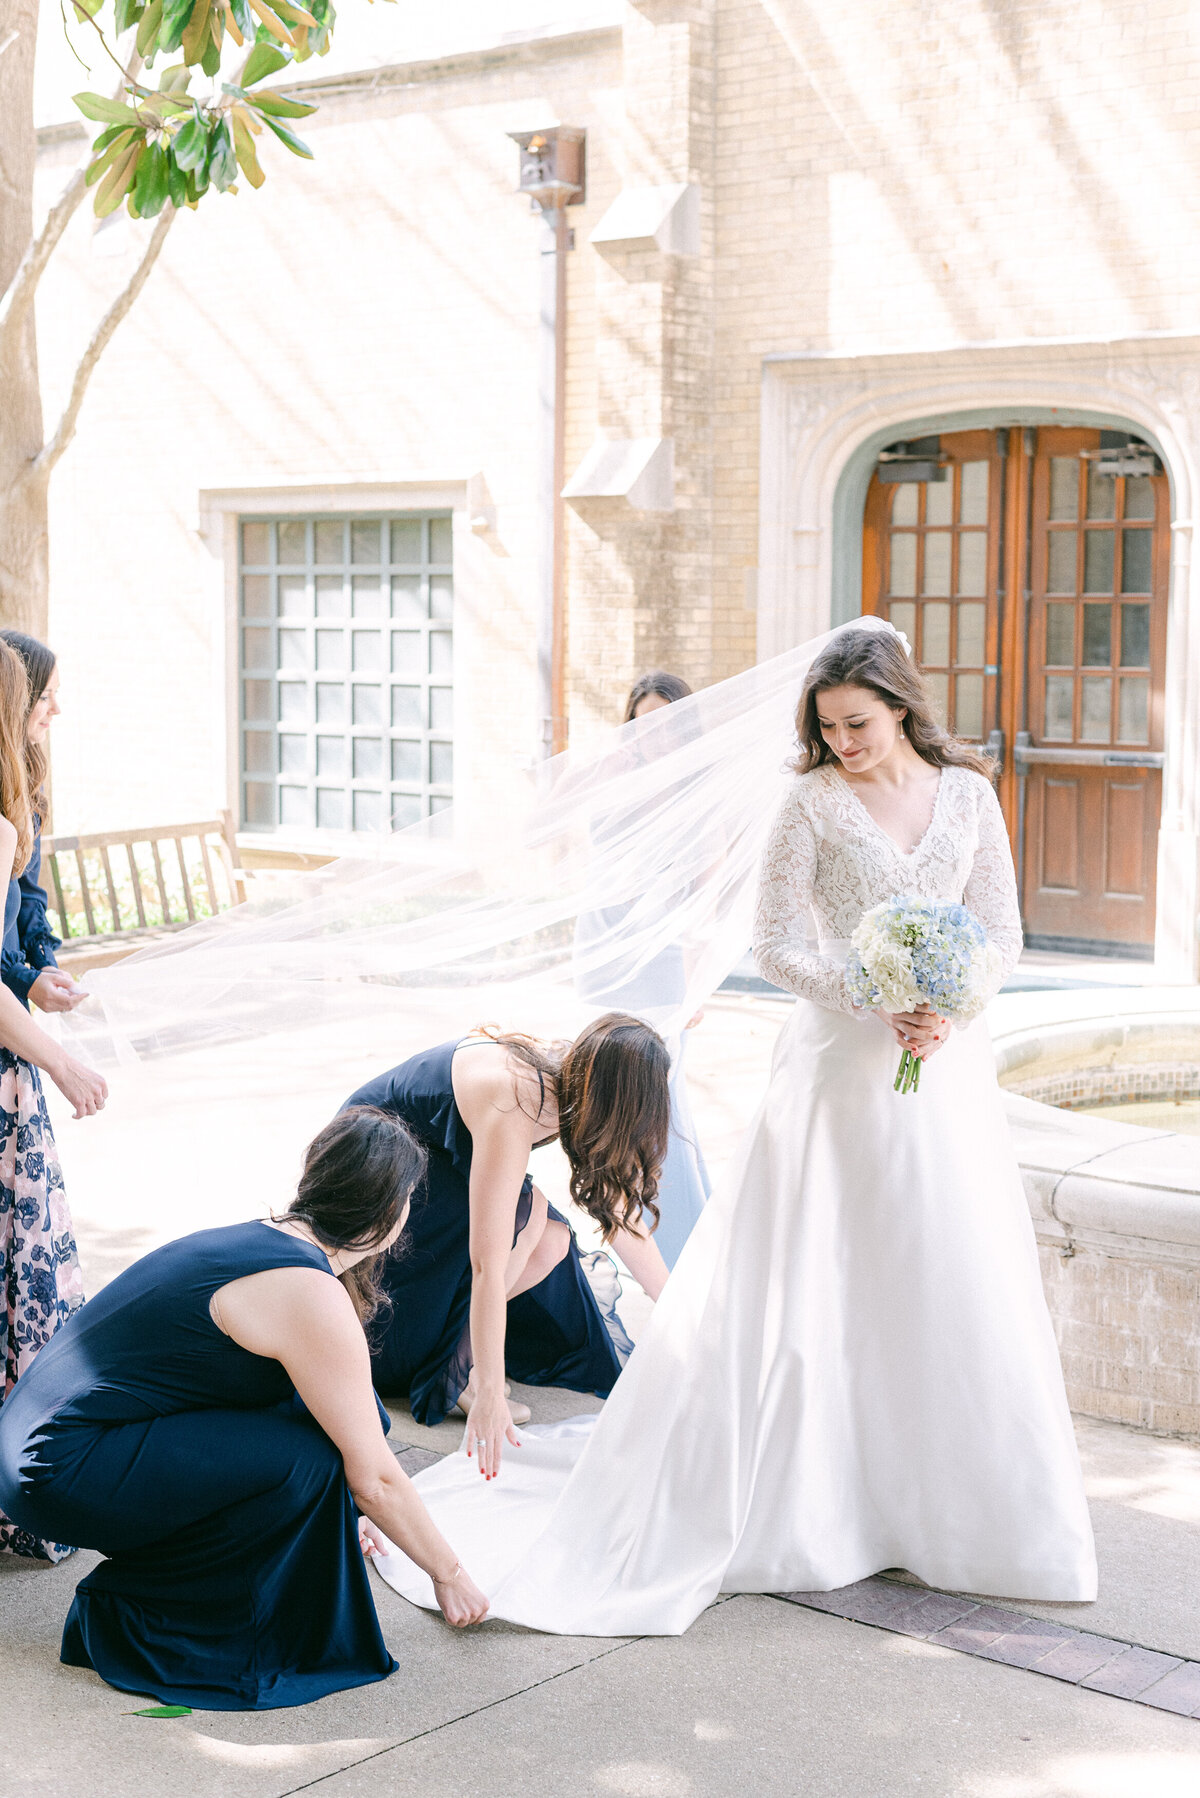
[343,1041,632,1426]
[1,823,62,1008]
[0,1222,396,1710]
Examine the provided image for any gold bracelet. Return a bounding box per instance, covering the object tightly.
[432,1560,461,1586]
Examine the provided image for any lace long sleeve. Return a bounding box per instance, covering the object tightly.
[753,786,860,1015]
[963,777,1024,992]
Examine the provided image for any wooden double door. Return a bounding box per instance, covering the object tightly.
[863,427,1168,956]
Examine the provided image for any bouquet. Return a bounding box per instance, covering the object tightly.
[845,896,1001,1094]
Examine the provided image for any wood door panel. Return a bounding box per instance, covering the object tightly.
[1104,780,1147,897]
[1024,768,1159,946]
[1040,777,1082,892]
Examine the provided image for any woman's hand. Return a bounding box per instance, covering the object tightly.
[432,1562,490,1627]
[359,1515,388,1558]
[29,970,86,1014]
[879,1004,948,1060]
[465,1387,521,1481]
[47,1051,108,1119]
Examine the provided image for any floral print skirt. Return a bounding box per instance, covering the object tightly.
[0,1048,83,1560]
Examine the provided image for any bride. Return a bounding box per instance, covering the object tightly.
[376,625,1097,1630]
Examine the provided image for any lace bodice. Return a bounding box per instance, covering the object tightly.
[752,763,1023,1016]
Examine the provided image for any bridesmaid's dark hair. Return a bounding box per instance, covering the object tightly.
[283,1106,426,1326]
[793,628,992,778]
[0,630,54,825]
[479,1015,671,1244]
[623,670,693,723]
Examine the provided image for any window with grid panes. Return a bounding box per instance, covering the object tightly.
[239,515,454,833]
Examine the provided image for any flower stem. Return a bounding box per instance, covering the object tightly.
[894,1048,910,1092]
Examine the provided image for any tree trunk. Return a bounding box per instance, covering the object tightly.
[0,0,48,635]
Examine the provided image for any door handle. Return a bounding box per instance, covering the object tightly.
[1013,744,1164,771]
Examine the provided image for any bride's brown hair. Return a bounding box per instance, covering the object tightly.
[0,644,33,876]
[477,1016,671,1243]
[793,629,992,778]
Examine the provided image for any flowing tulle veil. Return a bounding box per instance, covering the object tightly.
[64,618,893,1074]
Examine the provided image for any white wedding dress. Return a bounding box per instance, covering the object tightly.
[376,762,1097,1632]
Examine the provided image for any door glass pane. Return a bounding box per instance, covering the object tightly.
[954,673,983,740]
[392,687,422,726]
[351,520,382,564]
[1121,529,1152,593]
[925,671,949,726]
[430,576,453,621]
[314,521,344,565]
[1047,531,1077,592]
[243,731,273,774]
[429,516,453,562]
[352,630,383,673]
[278,575,306,618]
[921,602,951,664]
[243,783,273,827]
[352,577,384,619]
[1044,675,1074,740]
[316,575,346,617]
[280,787,309,827]
[316,789,348,830]
[278,683,306,724]
[889,534,917,596]
[1117,678,1150,745]
[429,687,453,730]
[244,676,271,719]
[1086,466,1116,520]
[353,738,382,781]
[922,533,951,596]
[1049,458,1078,521]
[315,683,346,725]
[1083,530,1114,593]
[241,522,270,564]
[391,576,424,621]
[1124,475,1155,520]
[353,791,382,833]
[390,518,422,563]
[956,603,986,666]
[277,520,306,563]
[1045,603,1075,666]
[316,737,345,778]
[957,533,987,596]
[430,742,454,784]
[242,575,270,618]
[242,628,272,670]
[891,485,918,527]
[391,632,422,677]
[429,632,453,678]
[1081,603,1112,667]
[278,629,306,671]
[279,733,307,775]
[1120,603,1151,668]
[392,740,421,782]
[1080,676,1112,742]
[391,795,422,830]
[959,461,989,525]
[925,479,952,527]
[315,630,346,671]
[888,602,916,647]
[352,686,382,727]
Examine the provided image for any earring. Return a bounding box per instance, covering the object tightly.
[898,723,905,740]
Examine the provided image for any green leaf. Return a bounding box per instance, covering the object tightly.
[114,0,145,34]
[171,111,209,169]
[256,109,311,157]
[231,111,265,187]
[93,143,141,217]
[129,1706,193,1718]
[200,32,222,75]
[160,0,199,55]
[73,92,140,126]
[135,0,164,55]
[69,0,106,18]
[181,0,213,63]
[167,155,189,208]
[130,140,171,217]
[85,128,138,185]
[240,39,288,85]
[159,62,193,93]
[229,0,252,37]
[207,117,238,189]
[90,122,132,152]
[247,86,314,118]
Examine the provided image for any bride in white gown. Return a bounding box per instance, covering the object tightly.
[374,626,1097,1632]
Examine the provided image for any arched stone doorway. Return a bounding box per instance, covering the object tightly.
[861,427,1169,956]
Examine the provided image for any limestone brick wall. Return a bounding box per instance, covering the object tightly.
[1039,1243,1200,1439]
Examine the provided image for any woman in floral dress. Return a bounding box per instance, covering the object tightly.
[0,640,107,1559]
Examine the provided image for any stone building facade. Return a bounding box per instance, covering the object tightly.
[32,0,1200,973]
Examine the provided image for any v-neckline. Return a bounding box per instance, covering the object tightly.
[828,763,947,860]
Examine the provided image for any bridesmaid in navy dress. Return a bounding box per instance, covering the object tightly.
[342,1014,672,1479]
[0,1107,488,1710]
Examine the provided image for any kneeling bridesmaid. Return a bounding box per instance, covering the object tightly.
[0,1108,488,1711]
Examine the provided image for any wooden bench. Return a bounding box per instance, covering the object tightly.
[41,814,246,973]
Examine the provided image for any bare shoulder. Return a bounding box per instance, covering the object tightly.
[0,815,17,847]
[452,1037,540,1130]
[214,1263,358,1355]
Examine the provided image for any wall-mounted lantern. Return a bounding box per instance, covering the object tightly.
[508,127,586,215]
[876,436,947,484]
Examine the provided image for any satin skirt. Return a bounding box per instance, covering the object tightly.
[376,1000,1097,1635]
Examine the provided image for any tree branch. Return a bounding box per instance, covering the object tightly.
[0,162,89,359]
[33,201,175,482]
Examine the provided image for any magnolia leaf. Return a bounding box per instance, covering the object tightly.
[167,157,189,207]
[207,117,238,189]
[219,0,244,45]
[240,39,288,84]
[256,109,311,157]
[181,0,213,64]
[130,139,171,217]
[159,62,193,93]
[85,128,138,186]
[268,0,319,31]
[93,143,141,217]
[135,0,164,55]
[229,0,252,37]
[114,0,145,34]
[245,0,294,46]
[231,111,266,186]
[247,86,314,118]
[160,0,200,55]
[171,111,209,169]
[74,92,141,126]
[69,0,106,18]
[200,16,223,76]
[89,121,135,152]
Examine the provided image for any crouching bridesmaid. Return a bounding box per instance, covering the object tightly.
[0,1107,487,1711]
